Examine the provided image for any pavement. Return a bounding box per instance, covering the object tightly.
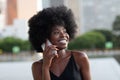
[0,61,33,80]
[0,57,120,80]
[90,58,120,80]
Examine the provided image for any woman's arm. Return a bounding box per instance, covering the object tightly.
[42,62,51,80]
[73,51,91,80]
[32,61,42,80]
[32,45,58,80]
[32,61,51,80]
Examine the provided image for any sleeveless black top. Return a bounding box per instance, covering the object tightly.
[50,55,82,80]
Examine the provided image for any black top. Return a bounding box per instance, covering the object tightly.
[50,54,82,80]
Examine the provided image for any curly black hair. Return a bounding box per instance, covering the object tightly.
[28,6,78,52]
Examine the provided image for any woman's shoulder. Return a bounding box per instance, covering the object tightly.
[71,50,88,58]
[32,60,43,80]
[32,59,43,70]
[71,50,89,68]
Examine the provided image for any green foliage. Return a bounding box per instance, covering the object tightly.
[93,29,120,49]
[112,15,120,48]
[113,15,120,30]
[0,37,31,53]
[20,40,31,51]
[93,29,113,41]
[112,35,120,48]
[68,31,106,50]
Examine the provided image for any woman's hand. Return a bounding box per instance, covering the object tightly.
[42,40,58,68]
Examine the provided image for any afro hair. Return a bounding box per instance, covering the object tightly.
[28,6,78,52]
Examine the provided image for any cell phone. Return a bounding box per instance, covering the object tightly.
[41,40,57,54]
[41,40,52,50]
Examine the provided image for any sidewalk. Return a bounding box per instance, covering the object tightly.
[90,58,120,80]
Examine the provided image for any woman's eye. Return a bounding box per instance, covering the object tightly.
[53,31,60,35]
[52,30,67,35]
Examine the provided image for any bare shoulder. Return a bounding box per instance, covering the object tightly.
[32,60,43,70]
[72,51,91,80]
[32,60,43,80]
[72,50,88,59]
[71,50,89,66]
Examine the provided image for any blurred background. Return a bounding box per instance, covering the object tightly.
[0,0,120,80]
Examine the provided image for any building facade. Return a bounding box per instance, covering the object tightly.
[0,0,37,39]
[82,0,120,33]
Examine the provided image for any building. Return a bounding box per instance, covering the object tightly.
[0,0,6,29]
[0,0,38,39]
[82,0,120,33]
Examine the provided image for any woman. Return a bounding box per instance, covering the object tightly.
[28,6,91,80]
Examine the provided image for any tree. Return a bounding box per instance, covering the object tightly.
[113,15,120,31]
[112,15,120,48]
[93,29,113,41]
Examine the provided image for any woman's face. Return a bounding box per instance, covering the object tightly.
[49,26,69,50]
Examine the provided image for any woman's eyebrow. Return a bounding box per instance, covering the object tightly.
[53,29,59,31]
[53,28,59,31]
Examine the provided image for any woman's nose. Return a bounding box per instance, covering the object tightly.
[60,32,65,37]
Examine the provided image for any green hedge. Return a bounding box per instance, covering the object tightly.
[93,29,120,49]
[93,29,113,41]
[0,37,31,53]
[112,35,120,49]
[68,31,106,50]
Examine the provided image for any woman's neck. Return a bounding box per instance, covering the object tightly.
[57,49,66,58]
[52,49,71,64]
